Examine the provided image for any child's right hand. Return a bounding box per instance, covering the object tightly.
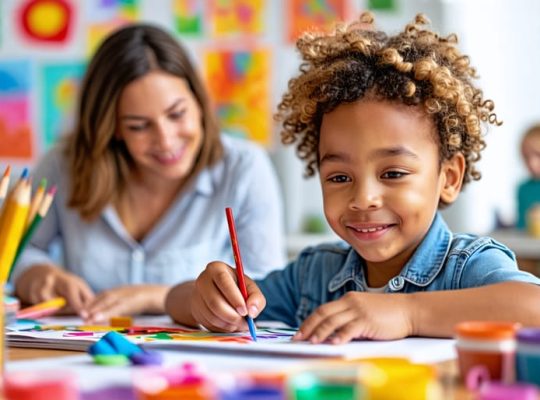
[15,264,95,315]
[190,261,266,332]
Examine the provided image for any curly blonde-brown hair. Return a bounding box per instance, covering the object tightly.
[275,12,501,187]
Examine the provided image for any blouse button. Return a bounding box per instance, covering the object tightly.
[389,276,405,291]
[132,249,145,263]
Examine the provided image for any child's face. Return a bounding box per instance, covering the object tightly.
[319,100,462,275]
[522,133,540,179]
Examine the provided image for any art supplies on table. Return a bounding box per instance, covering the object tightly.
[5,316,457,363]
[16,297,66,320]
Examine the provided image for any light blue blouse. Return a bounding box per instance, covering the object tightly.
[12,135,286,291]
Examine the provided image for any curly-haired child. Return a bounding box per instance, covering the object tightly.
[166,13,540,342]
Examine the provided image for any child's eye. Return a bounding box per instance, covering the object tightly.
[328,174,351,183]
[381,170,408,179]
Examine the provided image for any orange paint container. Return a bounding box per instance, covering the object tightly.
[455,321,520,383]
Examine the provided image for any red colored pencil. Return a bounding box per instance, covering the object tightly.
[225,207,257,341]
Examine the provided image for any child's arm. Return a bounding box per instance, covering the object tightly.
[165,261,266,331]
[295,282,540,343]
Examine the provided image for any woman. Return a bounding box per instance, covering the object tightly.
[13,24,286,323]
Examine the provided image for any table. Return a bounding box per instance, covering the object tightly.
[490,229,540,275]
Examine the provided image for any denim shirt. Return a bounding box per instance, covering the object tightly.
[256,213,540,327]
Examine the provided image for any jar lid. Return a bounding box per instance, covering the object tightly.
[455,321,520,340]
[517,328,540,344]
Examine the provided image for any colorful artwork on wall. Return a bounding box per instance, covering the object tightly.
[204,48,271,146]
[209,0,264,37]
[0,61,34,160]
[287,0,349,43]
[17,0,74,44]
[41,62,86,149]
[86,0,139,56]
[174,0,204,36]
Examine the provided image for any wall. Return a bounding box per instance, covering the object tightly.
[1,0,537,236]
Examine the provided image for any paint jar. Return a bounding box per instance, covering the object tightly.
[516,328,540,385]
[218,371,286,400]
[287,365,365,400]
[466,365,538,400]
[360,358,442,400]
[4,370,79,400]
[455,321,519,383]
[133,363,216,400]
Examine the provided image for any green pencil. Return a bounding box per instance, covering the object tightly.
[9,185,57,282]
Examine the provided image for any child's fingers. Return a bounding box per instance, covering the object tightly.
[193,292,247,332]
[294,301,349,343]
[245,279,266,318]
[211,268,249,316]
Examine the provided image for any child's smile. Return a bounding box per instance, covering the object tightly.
[319,99,459,286]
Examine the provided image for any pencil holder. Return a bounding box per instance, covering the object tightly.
[516,328,540,386]
[455,321,520,383]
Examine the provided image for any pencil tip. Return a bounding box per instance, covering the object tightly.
[48,185,58,196]
[3,165,11,177]
[20,167,29,179]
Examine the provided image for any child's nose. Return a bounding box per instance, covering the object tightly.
[349,181,383,210]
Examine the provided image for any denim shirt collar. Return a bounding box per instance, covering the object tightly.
[328,212,452,292]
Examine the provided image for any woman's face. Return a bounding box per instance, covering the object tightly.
[116,71,203,183]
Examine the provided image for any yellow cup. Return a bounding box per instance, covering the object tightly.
[526,205,540,238]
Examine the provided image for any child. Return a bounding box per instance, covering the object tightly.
[517,124,540,230]
[166,13,540,343]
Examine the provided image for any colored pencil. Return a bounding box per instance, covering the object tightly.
[16,297,66,320]
[0,180,31,283]
[225,207,257,342]
[0,165,11,201]
[9,185,57,282]
[25,178,47,229]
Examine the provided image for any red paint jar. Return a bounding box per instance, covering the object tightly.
[455,321,520,383]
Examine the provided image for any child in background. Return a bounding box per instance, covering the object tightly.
[166,13,540,342]
[517,124,540,231]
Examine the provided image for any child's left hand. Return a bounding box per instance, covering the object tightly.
[81,285,169,323]
[292,292,414,344]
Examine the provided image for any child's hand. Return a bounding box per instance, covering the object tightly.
[15,264,95,315]
[81,285,168,323]
[190,261,266,332]
[293,292,414,344]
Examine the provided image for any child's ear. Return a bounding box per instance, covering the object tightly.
[439,153,465,204]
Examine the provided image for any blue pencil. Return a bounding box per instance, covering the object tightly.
[225,207,257,342]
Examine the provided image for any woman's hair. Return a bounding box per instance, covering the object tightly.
[65,24,222,220]
[275,12,500,188]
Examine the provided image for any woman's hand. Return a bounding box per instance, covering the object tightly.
[82,285,169,323]
[293,292,414,344]
[15,264,95,315]
[189,261,266,332]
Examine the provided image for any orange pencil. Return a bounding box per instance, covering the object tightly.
[0,180,31,283]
